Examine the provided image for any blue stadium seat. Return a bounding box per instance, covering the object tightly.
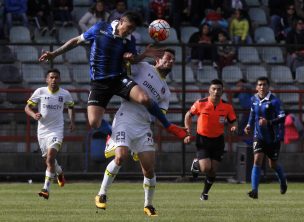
[279,85,299,104]
[261,47,284,64]
[245,65,268,83]
[222,65,243,83]
[196,66,218,84]
[238,47,260,63]
[55,64,72,83]
[71,64,90,84]
[171,65,195,83]
[58,26,80,43]
[296,66,304,83]
[34,28,57,44]
[22,64,45,83]
[0,45,15,63]
[136,26,153,44]
[162,27,179,44]
[254,27,276,43]
[66,46,88,63]
[9,26,32,43]
[0,65,22,84]
[15,46,39,63]
[249,8,267,26]
[270,65,293,84]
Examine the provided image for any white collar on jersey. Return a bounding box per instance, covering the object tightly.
[111,20,132,40]
[255,91,272,102]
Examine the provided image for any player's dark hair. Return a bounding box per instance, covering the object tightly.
[46,68,61,77]
[164,48,175,56]
[210,79,223,87]
[122,11,142,26]
[256,76,269,85]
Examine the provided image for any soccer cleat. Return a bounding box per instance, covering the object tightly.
[248,190,258,199]
[104,136,116,159]
[95,195,107,210]
[57,173,65,187]
[166,124,189,139]
[280,181,288,194]
[200,193,208,201]
[38,189,49,200]
[190,158,200,179]
[144,205,158,216]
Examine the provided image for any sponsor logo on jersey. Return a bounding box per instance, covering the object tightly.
[58,96,63,102]
[161,87,165,94]
[42,104,62,110]
[143,81,160,101]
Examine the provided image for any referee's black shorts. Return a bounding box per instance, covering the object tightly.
[195,134,225,162]
[88,75,137,108]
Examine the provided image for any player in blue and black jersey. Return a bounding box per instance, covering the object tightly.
[244,76,287,199]
[39,11,188,139]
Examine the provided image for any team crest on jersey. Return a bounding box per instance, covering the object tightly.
[161,87,165,94]
[58,96,63,102]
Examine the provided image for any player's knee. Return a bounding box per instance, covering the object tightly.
[114,154,127,166]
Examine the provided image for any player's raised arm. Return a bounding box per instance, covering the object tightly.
[39,36,84,62]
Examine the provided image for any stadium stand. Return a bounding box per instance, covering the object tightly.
[14,46,39,63]
[65,45,88,63]
[261,47,284,64]
[248,7,268,26]
[196,65,218,84]
[270,65,294,84]
[245,65,268,83]
[254,26,276,43]
[0,65,23,84]
[9,26,32,43]
[0,45,15,63]
[221,65,243,84]
[180,26,199,43]
[238,47,260,64]
[22,64,44,83]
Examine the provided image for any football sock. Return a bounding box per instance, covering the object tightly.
[203,176,215,194]
[143,176,156,207]
[251,165,261,191]
[147,100,170,128]
[275,164,286,185]
[54,159,63,175]
[43,170,55,191]
[98,160,121,196]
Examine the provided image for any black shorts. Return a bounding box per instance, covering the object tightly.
[88,75,137,108]
[195,134,225,162]
[253,139,281,161]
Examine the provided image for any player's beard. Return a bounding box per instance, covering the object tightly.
[159,67,172,76]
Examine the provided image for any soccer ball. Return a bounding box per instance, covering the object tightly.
[148,19,170,42]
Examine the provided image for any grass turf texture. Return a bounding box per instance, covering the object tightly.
[0,182,303,222]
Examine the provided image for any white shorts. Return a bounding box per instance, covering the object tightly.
[38,135,63,157]
[105,122,155,158]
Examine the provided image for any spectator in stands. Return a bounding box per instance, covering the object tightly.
[222,0,248,18]
[229,9,252,44]
[107,0,127,22]
[201,8,229,32]
[294,0,304,20]
[286,17,304,75]
[189,23,216,69]
[79,0,110,32]
[284,113,304,144]
[27,0,56,36]
[52,0,73,27]
[4,0,29,34]
[270,2,297,42]
[215,30,236,71]
[149,0,169,22]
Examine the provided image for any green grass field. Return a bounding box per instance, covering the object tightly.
[0,181,303,222]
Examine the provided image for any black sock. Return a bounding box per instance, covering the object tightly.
[203,176,215,194]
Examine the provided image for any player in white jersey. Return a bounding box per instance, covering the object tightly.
[25,69,75,199]
[95,48,177,217]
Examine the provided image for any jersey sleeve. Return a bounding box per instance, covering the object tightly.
[82,21,106,41]
[27,88,41,106]
[247,96,256,127]
[189,100,200,116]
[271,98,285,125]
[159,91,170,112]
[64,91,74,108]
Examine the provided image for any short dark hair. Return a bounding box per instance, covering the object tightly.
[164,48,175,56]
[46,68,60,77]
[210,79,223,87]
[122,11,142,26]
[256,76,269,85]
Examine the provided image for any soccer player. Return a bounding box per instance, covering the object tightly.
[184,79,237,201]
[244,77,287,199]
[25,69,75,199]
[95,48,176,216]
[38,11,187,139]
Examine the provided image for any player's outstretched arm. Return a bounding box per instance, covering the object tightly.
[132,44,164,63]
[184,111,192,144]
[39,36,83,62]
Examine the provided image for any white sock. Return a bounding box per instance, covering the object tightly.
[55,159,63,175]
[143,176,156,207]
[43,170,55,191]
[98,160,121,196]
